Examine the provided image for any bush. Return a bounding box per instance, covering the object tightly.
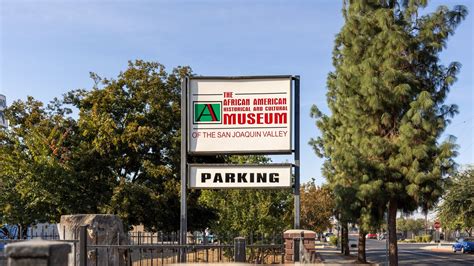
[415,236,423,242]
[329,236,338,246]
[402,239,416,243]
[422,235,432,243]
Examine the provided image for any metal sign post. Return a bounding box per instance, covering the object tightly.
[179,78,188,263]
[293,76,300,229]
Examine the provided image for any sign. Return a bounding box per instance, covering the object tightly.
[434,221,441,230]
[188,77,292,154]
[0,94,7,128]
[189,164,292,189]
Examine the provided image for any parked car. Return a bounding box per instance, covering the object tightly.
[195,232,216,244]
[452,238,474,253]
[377,232,404,240]
[366,233,377,239]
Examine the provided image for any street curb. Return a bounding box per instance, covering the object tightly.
[397,242,455,245]
[429,247,453,253]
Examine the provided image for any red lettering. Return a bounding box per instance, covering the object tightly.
[247,113,255,124]
[223,112,287,125]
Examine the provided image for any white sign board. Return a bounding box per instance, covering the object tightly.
[188,77,292,154]
[189,164,292,189]
[0,94,7,128]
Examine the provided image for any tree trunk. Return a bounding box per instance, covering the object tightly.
[388,199,398,266]
[340,223,344,254]
[424,212,428,235]
[465,228,472,237]
[357,229,366,263]
[343,222,350,256]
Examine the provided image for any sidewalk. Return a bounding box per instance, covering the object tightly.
[316,246,377,265]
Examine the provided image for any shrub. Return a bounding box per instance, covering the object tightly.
[415,236,423,242]
[422,235,432,243]
[329,236,338,246]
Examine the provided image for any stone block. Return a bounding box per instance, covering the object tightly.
[6,240,70,266]
[60,214,127,266]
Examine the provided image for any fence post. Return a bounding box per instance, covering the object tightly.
[300,231,305,263]
[293,237,300,262]
[234,237,246,262]
[79,225,88,266]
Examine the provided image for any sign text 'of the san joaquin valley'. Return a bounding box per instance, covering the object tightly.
[189,164,292,189]
[188,78,292,154]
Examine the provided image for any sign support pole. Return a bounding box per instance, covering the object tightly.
[294,76,301,229]
[179,77,188,263]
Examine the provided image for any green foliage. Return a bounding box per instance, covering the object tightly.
[397,218,425,235]
[422,235,432,243]
[64,60,218,231]
[413,235,432,243]
[300,180,335,233]
[329,236,339,246]
[198,156,293,240]
[437,166,474,236]
[0,97,110,225]
[0,60,218,231]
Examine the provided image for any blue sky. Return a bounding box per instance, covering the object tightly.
[1,0,472,185]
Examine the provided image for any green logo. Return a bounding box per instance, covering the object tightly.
[194,102,221,124]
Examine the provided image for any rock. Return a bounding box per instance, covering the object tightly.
[60,214,127,266]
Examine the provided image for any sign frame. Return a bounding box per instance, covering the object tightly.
[186,76,294,155]
[188,163,293,189]
[179,75,301,263]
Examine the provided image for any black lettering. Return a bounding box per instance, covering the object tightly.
[214,173,223,183]
[269,173,279,183]
[225,173,235,183]
[237,173,247,183]
[201,173,211,183]
[257,173,266,183]
[249,173,254,183]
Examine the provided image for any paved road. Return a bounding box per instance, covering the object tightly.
[363,238,474,265]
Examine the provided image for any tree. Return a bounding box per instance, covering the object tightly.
[0,60,219,232]
[66,60,216,231]
[0,96,108,228]
[438,166,474,236]
[311,1,466,265]
[397,218,425,237]
[300,180,335,233]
